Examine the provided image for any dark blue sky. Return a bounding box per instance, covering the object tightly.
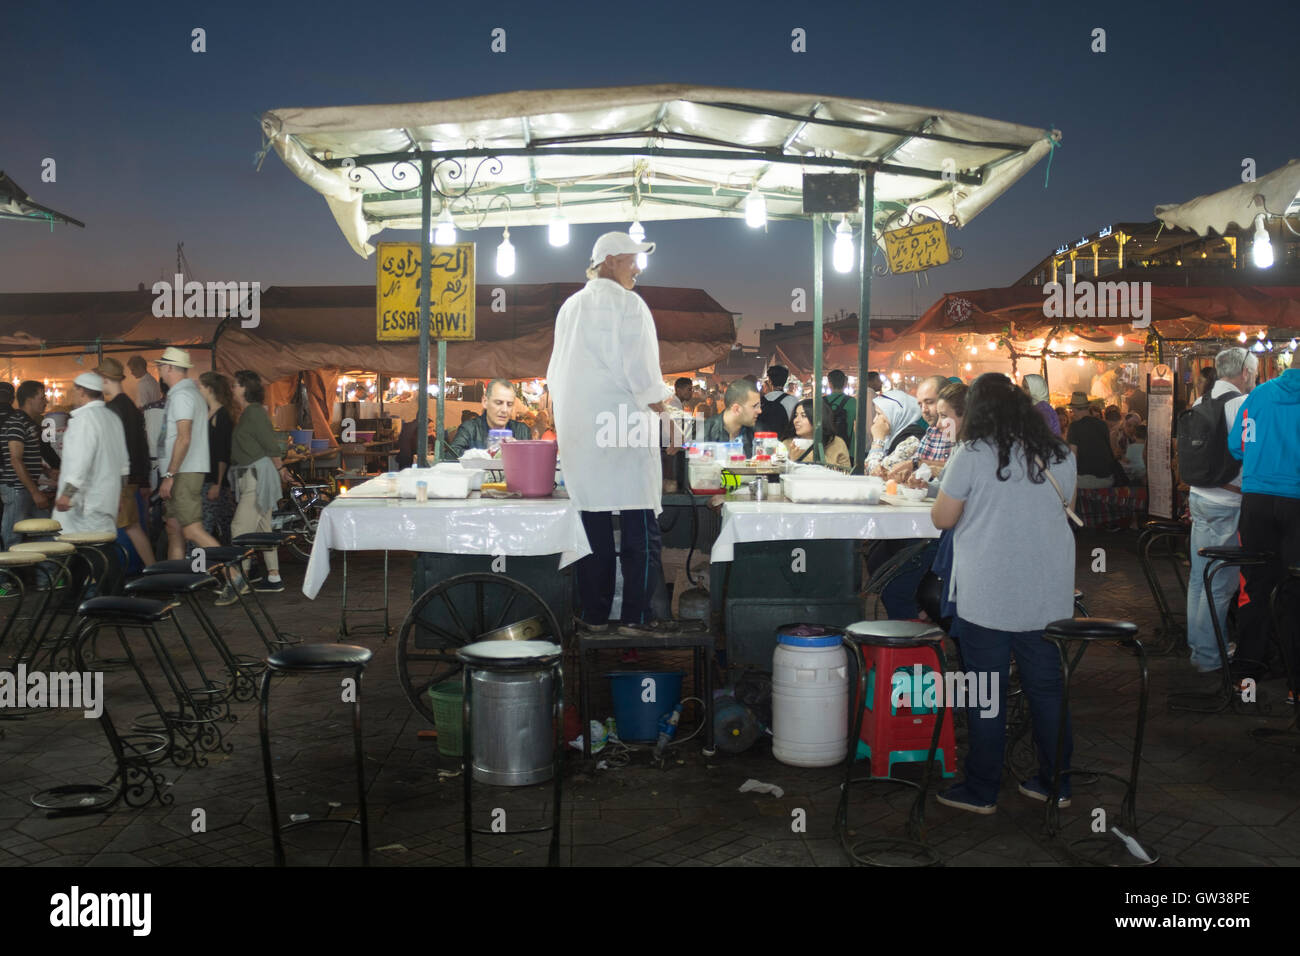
[4,0,1297,343]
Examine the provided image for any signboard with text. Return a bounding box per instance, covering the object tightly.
[1147,363,1174,519]
[882,219,950,275]
[376,242,476,341]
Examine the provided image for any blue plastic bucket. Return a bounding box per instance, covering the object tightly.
[605,671,685,742]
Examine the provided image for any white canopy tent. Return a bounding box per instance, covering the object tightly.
[259,83,1059,464]
[1155,158,1300,236]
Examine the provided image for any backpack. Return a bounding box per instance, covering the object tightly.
[1175,392,1240,487]
[823,393,851,444]
[757,393,790,438]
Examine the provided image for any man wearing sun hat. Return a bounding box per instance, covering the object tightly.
[54,372,128,535]
[155,347,222,560]
[547,231,676,637]
[1065,390,1118,489]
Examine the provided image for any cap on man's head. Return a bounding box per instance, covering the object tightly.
[95,357,126,381]
[154,346,193,369]
[590,231,655,265]
[73,372,105,392]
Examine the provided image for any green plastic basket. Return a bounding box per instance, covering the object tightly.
[428,681,464,757]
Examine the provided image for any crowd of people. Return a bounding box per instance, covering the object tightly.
[0,347,293,605]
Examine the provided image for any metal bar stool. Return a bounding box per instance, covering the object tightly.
[31,596,180,813]
[1168,546,1274,715]
[834,620,948,867]
[124,573,238,719]
[129,571,261,702]
[0,550,49,734]
[258,643,372,866]
[57,532,126,667]
[1043,617,1158,866]
[230,532,303,647]
[1137,520,1190,654]
[457,639,564,867]
[8,540,78,671]
[145,546,284,655]
[340,549,391,638]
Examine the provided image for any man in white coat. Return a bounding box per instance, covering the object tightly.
[548,232,674,636]
[55,372,128,535]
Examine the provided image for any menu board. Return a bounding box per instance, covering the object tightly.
[1147,364,1174,518]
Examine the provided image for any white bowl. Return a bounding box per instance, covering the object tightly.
[898,486,929,502]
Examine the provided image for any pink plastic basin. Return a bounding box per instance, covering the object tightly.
[501,440,558,497]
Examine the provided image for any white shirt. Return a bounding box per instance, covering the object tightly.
[547,278,672,514]
[56,400,128,534]
[1189,379,1247,508]
[162,376,210,475]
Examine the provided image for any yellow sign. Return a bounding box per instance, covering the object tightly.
[882,220,950,275]
[376,242,476,341]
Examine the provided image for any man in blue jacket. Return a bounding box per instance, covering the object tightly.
[1227,366,1300,697]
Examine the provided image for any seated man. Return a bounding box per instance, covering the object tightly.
[696,379,760,457]
[443,378,531,459]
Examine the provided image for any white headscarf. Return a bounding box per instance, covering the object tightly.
[875,391,922,438]
[1023,374,1050,405]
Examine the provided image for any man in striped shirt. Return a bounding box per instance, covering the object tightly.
[887,375,953,482]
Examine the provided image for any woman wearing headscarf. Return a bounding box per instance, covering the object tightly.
[866,390,927,477]
[1022,374,1060,437]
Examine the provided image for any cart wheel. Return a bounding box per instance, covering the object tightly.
[396,572,566,726]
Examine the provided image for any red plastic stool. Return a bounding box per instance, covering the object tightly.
[855,640,956,779]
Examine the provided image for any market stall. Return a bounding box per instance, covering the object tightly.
[258,82,1058,728]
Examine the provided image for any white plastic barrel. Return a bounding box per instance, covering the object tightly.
[771,626,849,767]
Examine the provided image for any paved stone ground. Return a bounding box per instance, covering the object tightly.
[1,530,1298,868]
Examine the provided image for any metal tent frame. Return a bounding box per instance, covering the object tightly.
[259,85,1058,467]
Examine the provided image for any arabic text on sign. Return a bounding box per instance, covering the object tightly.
[375,241,476,341]
[882,220,950,275]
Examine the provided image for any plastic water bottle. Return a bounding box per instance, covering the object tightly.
[487,428,511,458]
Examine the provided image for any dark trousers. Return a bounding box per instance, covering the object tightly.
[950,617,1073,805]
[576,509,662,626]
[1234,492,1300,687]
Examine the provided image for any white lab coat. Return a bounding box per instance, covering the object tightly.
[56,400,128,534]
[548,278,672,515]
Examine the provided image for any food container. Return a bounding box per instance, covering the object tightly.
[687,458,723,494]
[289,429,313,446]
[501,439,558,497]
[755,432,780,458]
[310,438,332,451]
[487,429,512,458]
[783,475,884,504]
[353,431,376,443]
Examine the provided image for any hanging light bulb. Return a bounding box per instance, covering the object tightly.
[970,346,978,355]
[548,205,569,247]
[496,227,515,277]
[832,216,855,273]
[964,362,973,371]
[434,207,456,245]
[628,219,645,243]
[1266,340,1274,351]
[986,338,997,350]
[1077,356,1086,366]
[744,186,767,229]
[927,347,936,356]
[1252,214,1274,268]
[1115,334,1125,346]
[1290,338,1298,351]
[1252,338,1266,353]
[1238,331,1249,343]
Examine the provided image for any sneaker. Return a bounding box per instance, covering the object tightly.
[617,619,678,637]
[253,578,285,593]
[1018,778,1071,808]
[574,617,611,634]
[214,587,239,607]
[936,784,997,815]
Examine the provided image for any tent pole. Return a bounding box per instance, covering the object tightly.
[855,171,874,473]
[812,214,825,463]
[417,153,433,467]
[436,341,446,459]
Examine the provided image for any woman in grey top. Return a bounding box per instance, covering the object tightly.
[930,373,1078,815]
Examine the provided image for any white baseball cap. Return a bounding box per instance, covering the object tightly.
[590,231,655,265]
[73,372,105,392]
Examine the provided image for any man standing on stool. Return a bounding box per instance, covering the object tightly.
[548,232,673,636]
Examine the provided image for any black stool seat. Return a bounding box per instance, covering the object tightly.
[142,559,206,576]
[844,620,944,647]
[1044,617,1139,641]
[77,596,176,623]
[268,643,371,671]
[1198,546,1274,564]
[126,573,219,595]
[1143,520,1189,535]
[233,532,295,547]
[197,546,253,564]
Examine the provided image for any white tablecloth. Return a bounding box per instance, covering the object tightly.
[302,496,592,599]
[711,501,939,563]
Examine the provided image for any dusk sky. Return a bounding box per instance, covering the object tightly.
[4,0,1297,345]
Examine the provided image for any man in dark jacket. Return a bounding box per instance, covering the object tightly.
[443,379,531,459]
[97,358,156,564]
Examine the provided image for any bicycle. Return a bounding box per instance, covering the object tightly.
[272,467,333,562]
